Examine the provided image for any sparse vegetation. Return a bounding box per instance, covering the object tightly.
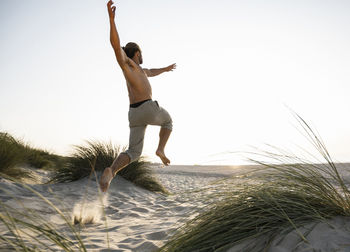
[48,140,168,193]
[0,133,167,193]
[0,132,65,181]
[159,115,350,252]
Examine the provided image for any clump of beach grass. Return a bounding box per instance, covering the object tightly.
[160,114,350,252]
[0,133,25,178]
[0,132,65,181]
[50,140,168,194]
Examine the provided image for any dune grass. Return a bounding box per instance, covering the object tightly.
[159,115,350,252]
[50,140,168,194]
[0,133,24,178]
[0,132,65,181]
[0,132,167,193]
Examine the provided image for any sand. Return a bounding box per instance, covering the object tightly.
[1,164,350,251]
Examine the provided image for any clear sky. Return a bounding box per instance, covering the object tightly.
[1,0,349,165]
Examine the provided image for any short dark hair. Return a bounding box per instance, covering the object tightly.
[122,42,141,59]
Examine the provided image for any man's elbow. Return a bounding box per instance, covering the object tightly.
[110,37,121,49]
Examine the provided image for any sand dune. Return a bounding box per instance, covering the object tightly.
[1,164,350,251]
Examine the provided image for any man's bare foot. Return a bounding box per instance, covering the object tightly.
[99,167,113,192]
[156,150,170,165]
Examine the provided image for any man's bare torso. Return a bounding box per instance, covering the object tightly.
[123,60,152,104]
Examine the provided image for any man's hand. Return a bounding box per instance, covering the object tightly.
[107,0,116,20]
[164,63,177,72]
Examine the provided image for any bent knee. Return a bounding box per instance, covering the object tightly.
[162,117,173,131]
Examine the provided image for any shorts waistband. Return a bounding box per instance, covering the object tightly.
[130,99,152,108]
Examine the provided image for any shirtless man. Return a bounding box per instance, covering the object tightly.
[99,0,175,192]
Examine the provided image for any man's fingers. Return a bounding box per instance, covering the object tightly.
[107,0,113,7]
[165,63,176,72]
[107,0,115,10]
[107,0,116,16]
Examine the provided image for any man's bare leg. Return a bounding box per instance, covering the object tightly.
[99,153,130,192]
[156,127,172,165]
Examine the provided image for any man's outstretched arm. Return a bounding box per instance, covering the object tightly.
[107,0,128,69]
[143,63,177,77]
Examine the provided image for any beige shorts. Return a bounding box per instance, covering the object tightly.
[122,100,172,162]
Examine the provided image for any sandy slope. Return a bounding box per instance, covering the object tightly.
[1,164,350,251]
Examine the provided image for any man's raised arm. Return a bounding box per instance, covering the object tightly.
[143,63,177,77]
[107,0,128,69]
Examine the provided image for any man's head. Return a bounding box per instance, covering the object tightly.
[122,42,143,64]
